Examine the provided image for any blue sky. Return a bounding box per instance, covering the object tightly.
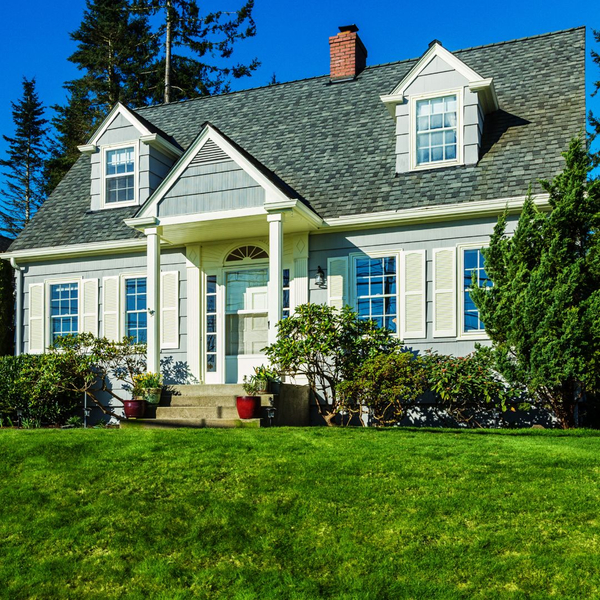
[0,0,597,160]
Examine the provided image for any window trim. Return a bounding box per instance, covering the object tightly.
[100,141,140,209]
[46,278,81,347]
[409,89,463,172]
[121,273,148,344]
[349,251,401,338]
[457,243,489,341]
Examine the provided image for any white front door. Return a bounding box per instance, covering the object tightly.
[225,268,269,383]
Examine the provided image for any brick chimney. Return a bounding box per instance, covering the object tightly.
[329,25,367,81]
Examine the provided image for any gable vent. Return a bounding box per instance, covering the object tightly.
[191,139,229,166]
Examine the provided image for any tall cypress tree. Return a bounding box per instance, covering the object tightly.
[471,137,600,428]
[0,78,48,237]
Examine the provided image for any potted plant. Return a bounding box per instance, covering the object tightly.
[253,365,278,394]
[133,372,163,405]
[236,376,261,419]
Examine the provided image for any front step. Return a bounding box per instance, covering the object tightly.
[121,417,261,429]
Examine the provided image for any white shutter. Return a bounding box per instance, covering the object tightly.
[433,248,456,337]
[401,250,426,339]
[327,257,348,309]
[81,279,98,336]
[161,270,179,349]
[28,283,45,354]
[102,276,120,341]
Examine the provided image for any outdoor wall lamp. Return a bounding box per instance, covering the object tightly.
[315,266,326,288]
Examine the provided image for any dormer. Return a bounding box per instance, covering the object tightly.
[78,103,183,211]
[381,41,498,173]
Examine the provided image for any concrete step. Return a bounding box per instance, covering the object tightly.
[166,384,247,397]
[161,393,275,408]
[154,405,240,420]
[121,417,261,429]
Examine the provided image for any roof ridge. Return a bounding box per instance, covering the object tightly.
[134,26,585,113]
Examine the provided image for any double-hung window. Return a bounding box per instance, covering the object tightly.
[463,248,491,333]
[355,256,397,332]
[415,94,458,166]
[125,277,147,343]
[105,146,135,204]
[50,282,79,342]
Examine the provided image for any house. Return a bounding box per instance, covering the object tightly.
[3,26,586,420]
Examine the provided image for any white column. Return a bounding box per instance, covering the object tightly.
[11,259,23,356]
[185,244,202,383]
[267,213,283,344]
[146,227,161,374]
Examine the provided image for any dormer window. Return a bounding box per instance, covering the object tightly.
[105,146,136,205]
[415,94,458,166]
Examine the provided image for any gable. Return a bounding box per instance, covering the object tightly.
[402,55,470,97]
[157,139,265,217]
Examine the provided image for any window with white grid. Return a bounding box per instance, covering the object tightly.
[50,282,79,342]
[416,95,457,165]
[105,146,135,204]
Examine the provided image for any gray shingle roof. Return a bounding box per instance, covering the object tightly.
[9,27,586,252]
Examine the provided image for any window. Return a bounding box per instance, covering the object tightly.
[50,282,78,342]
[105,146,135,204]
[463,248,491,333]
[415,94,457,166]
[206,275,218,372]
[355,256,397,332]
[125,277,147,343]
[283,269,290,319]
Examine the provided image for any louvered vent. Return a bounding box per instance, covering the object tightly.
[191,139,229,165]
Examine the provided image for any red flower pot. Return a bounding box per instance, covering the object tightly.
[236,396,259,419]
[123,399,146,419]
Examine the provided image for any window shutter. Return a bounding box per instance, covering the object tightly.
[81,279,98,337]
[327,257,347,309]
[28,283,45,354]
[433,248,456,337]
[401,250,426,339]
[161,270,179,349]
[102,276,120,341]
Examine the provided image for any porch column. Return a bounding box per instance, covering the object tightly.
[146,226,161,374]
[267,213,283,344]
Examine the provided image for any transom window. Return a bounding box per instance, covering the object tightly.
[105,146,135,204]
[125,277,147,343]
[225,246,268,262]
[50,282,78,342]
[416,95,457,165]
[355,256,397,332]
[463,248,491,332]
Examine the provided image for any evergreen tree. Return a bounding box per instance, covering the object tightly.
[590,29,600,164]
[0,78,48,237]
[470,137,600,428]
[136,0,259,103]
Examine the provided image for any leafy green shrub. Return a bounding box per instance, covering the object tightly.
[337,349,427,425]
[265,304,401,426]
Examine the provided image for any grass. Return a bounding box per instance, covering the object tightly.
[1,428,600,599]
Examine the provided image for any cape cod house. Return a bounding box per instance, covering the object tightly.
[3,26,585,417]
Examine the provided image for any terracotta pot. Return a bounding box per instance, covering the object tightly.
[236,396,259,419]
[144,387,162,405]
[123,399,146,418]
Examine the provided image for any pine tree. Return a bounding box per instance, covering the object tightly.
[0,78,48,237]
[471,137,600,428]
[136,0,259,103]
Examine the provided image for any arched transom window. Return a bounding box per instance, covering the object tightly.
[225,245,269,262]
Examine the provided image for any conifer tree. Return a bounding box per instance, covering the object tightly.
[470,138,600,428]
[590,29,600,164]
[0,78,48,237]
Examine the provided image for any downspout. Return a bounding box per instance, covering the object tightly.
[10,258,24,356]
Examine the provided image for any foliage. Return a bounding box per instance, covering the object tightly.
[590,28,599,165]
[135,0,259,103]
[0,258,14,356]
[253,364,277,382]
[49,333,147,420]
[265,304,401,426]
[0,354,80,425]
[337,349,426,426]
[470,137,600,428]
[132,372,163,394]
[0,78,48,236]
[241,375,260,396]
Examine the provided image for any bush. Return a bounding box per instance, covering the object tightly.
[0,354,80,426]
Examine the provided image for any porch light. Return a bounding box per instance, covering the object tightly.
[266,398,277,427]
[315,266,326,288]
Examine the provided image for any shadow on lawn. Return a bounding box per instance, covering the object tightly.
[368,427,600,438]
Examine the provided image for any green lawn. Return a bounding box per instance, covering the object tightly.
[1,428,600,599]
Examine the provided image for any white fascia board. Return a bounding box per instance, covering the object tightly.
[77,144,98,155]
[380,43,489,116]
[84,103,152,148]
[318,194,551,232]
[123,216,159,232]
[469,78,499,113]
[2,238,169,263]
[139,134,183,160]
[158,207,267,228]
[136,124,294,219]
